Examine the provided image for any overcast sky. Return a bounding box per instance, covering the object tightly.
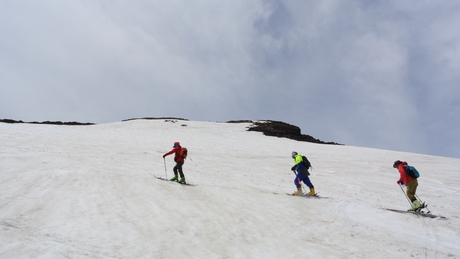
[1,1,459,158]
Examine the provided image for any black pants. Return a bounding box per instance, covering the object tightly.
[173,161,185,178]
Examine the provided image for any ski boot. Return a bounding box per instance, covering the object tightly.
[408,200,423,211]
[306,187,316,196]
[292,186,302,195]
[170,174,179,181]
[178,177,186,184]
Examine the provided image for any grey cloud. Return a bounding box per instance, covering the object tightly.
[1,0,459,158]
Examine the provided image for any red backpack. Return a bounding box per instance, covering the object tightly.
[180,147,188,159]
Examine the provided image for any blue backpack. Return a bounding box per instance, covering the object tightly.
[404,165,420,178]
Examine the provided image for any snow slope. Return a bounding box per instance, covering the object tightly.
[1,119,459,259]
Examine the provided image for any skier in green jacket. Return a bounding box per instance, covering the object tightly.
[291,152,315,196]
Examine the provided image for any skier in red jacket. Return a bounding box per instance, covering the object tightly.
[393,160,423,211]
[163,142,186,183]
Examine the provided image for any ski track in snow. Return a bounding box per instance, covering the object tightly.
[1,120,460,258]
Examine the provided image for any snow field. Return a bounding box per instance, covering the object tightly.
[1,119,459,258]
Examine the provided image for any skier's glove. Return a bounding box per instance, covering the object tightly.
[291,166,296,171]
[163,155,166,158]
[397,180,402,185]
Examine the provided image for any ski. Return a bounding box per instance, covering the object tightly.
[154,175,195,186]
[286,193,330,199]
[382,208,446,219]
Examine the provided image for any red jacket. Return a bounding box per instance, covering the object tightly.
[397,161,414,185]
[164,146,184,162]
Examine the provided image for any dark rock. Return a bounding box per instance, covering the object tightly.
[0,119,94,126]
[247,120,341,145]
[0,119,25,124]
[123,117,189,122]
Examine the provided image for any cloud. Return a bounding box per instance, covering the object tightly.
[1,0,459,158]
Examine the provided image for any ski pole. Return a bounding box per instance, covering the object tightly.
[163,158,168,179]
[301,183,307,194]
[414,194,430,212]
[399,183,412,206]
